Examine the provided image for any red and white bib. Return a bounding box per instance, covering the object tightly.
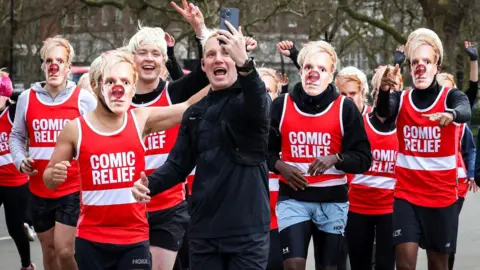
[269,172,280,230]
[25,87,81,198]
[279,94,346,187]
[130,87,193,211]
[395,87,458,207]
[76,111,148,245]
[349,114,397,215]
[0,107,28,187]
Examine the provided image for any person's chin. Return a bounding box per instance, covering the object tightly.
[140,73,160,83]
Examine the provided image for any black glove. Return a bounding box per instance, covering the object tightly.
[393,50,406,66]
[465,45,478,61]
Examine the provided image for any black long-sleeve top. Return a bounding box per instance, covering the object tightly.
[267,83,372,202]
[464,80,479,109]
[166,46,184,81]
[376,80,471,123]
[147,69,271,239]
[133,37,208,105]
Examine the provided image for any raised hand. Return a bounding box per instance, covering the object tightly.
[216,21,248,67]
[245,37,258,52]
[464,41,478,61]
[379,64,400,92]
[171,0,206,36]
[277,40,294,57]
[393,45,406,66]
[165,32,175,47]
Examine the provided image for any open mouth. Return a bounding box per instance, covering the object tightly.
[142,65,156,72]
[111,85,125,99]
[214,67,227,76]
[48,64,59,77]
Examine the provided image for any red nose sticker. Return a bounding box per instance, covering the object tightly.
[111,85,125,99]
[48,63,59,75]
[307,71,320,83]
[415,64,426,77]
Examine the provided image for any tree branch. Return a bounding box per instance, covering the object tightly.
[338,0,406,44]
[79,0,125,9]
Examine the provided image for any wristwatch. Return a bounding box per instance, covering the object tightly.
[335,153,344,163]
[236,57,255,73]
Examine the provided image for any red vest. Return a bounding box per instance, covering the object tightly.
[279,94,346,187]
[269,172,279,230]
[0,107,28,186]
[130,88,191,211]
[349,114,397,215]
[362,105,373,116]
[456,123,468,198]
[395,87,458,207]
[26,88,81,198]
[76,111,148,245]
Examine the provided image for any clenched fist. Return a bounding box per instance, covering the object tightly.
[52,161,71,186]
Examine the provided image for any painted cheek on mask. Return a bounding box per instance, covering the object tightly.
[414,64,426,78]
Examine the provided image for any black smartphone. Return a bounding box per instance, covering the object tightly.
[219,8,240,44]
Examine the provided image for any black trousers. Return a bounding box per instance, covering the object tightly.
[189,232,269,270]
[0,183,31,268]
[346,211,394,270]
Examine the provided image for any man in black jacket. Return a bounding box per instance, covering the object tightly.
[132,21,271,270]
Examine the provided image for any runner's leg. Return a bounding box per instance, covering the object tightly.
[1,183,32,268]
[374,213,394,270]
[54,192,80,270]
[345,211,374,270]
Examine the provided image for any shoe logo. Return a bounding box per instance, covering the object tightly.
[189,116,196,120]
[282,247,289,254]
[445,243,451,248]
[393,229,402,237]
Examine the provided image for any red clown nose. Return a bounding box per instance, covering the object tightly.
[48,64,59,75]
[414,64,426,77]
[111,85,125,99]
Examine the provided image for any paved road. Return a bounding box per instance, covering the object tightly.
[1,195,479,269]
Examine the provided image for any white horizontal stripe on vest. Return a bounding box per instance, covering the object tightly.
[352,174,395,189]
[82,187,136,206]
[308,178,347,187]
[145,153,168,170]
[457,167,467,178]
[29,147,54,160]
[269,178,279,191]
[0,153,14,166]
[285,162,345,176]
[395,153,457,171]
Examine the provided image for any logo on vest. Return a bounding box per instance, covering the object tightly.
[146,131,166,150]
[32,119,70,143]
[288,132,331,158]
[403,126,441,153]
[369,149,397,173]
[90,151,136,185]
[0,132,9,152]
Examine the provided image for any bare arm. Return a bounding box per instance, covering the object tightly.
[43,120,78,190]
[137,86,209,137]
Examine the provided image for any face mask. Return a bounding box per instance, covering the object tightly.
[0,74,13,98]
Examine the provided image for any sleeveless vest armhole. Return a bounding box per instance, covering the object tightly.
[339,96,345,137]
[278,94,289,133]
[130,110,147,152]
[75,118,82,161]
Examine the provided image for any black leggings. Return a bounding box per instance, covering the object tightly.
[449,197,465,270]
[345,211,394,270]
[0,183,31,268]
